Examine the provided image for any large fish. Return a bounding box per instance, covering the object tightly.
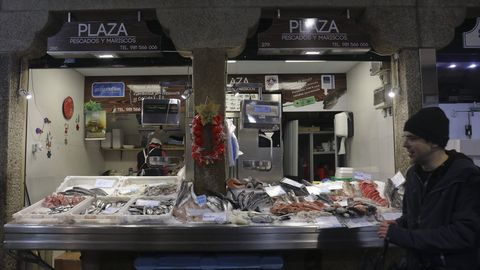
[323,88,347,110]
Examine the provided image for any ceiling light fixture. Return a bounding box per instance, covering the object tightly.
[468,63,477,69]
[227,60,237,63]
[447,63,457,69]
[181,88,193,100]
[304,51,321,55]
[19,88,33,100]
[388,90,396,98]
[304,18,316,28]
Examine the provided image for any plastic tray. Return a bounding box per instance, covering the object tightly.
[121,196,176,224]
[12,195,89,224]
[56,176,122,196]
[116,176,179,196]
[67,196,133,224]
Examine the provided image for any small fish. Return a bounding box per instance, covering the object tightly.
[90,188,108,196]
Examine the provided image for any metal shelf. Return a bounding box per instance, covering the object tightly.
[101,145,184,159]
[313,151,335,155]
[101,145,184,151]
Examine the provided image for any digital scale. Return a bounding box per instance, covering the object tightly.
[241,100,281,130]
[141,99,181,126]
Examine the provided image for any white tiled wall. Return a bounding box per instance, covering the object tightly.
[345,62,395,181]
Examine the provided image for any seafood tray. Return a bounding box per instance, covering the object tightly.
[67,196,132,224]
[121,196,176,224]
[12,194,89,224]
[56,176,122,196]
[115,176,179,196]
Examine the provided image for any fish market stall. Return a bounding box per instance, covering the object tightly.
[4,175,402,256]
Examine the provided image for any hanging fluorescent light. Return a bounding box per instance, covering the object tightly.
[97,54,116,59]
[304,51,321,55]
[19,88,33,99]
[227,60,237,63]
[285,60,327,63]
[468,63,477,69]
[447,63,456,69]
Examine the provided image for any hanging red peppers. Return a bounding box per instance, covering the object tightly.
[191,113,225,166]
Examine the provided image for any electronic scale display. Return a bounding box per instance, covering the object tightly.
[141,99,181,126]
[241,100,281,130]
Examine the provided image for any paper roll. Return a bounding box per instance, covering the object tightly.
[338,137,346,155]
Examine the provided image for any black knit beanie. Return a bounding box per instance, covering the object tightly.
[404,107,449,148]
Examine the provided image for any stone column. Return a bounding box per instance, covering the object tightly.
[0,10,50,270]
[155,7,260,195]
[0,53,26,270]
[192,48,227,195]
[393,49,423,174]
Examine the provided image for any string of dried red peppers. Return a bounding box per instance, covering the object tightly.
[191,102,225,166]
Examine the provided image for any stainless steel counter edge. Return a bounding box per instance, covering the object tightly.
[4,224,384,251]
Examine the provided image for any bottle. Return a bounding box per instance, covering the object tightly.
[128,167,133,176]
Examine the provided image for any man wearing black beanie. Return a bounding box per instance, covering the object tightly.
[378,107,480,270]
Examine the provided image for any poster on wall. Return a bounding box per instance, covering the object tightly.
[85,110,106,140]
[280,74,347,112]
[227,74,347,112]
[84,76,186,113]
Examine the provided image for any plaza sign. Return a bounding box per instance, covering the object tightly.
[258,18,371,55]
[47,20,162,58]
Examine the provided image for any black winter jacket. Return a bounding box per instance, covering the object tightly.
[387,150,480,270]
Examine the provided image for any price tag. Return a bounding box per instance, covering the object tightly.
[135,199,160,207]
[344,217,377,228]
[117,186,139,195]
[315,216,343,228]
[102,207,121,214]
[95,179,115,188]
[281,178,304,188]
[202,212,227,223]
[325,181,343,190]
[306,186,329,195]
[390,171,406,188]
[196,195,207,206]
[264,185,286,197]
[337,200,349,207]
[354,171,372,181]
[382,212,402,220]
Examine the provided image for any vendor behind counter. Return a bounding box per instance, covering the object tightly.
[137,135,167,176]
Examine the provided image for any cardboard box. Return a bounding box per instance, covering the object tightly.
[54,252,81,270]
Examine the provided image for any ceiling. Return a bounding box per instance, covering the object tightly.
[73,60,360,76]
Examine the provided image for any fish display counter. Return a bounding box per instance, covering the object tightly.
[4,175,402,255]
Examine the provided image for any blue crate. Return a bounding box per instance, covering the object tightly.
[135,255,203,270]
[135,254,283,270]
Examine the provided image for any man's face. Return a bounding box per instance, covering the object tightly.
[402,131,436,165]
